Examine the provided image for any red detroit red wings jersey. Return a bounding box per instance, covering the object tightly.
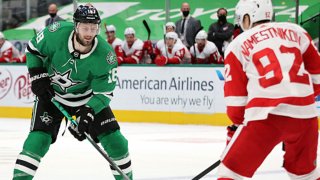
[158,42,189,62]
[0,41,14,62]
[107,37,123,49]
[121,39,144,64]
[224,22,320,124]
[190,41,223,64]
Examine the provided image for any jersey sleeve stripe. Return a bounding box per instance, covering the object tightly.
[246,94,315,109]
[26,41,46,58]
[175,57,182,62]
[132,55,139,64]
[225,96,248,106]
[93,92,113,100]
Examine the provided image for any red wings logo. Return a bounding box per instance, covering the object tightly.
[265,12,271,18]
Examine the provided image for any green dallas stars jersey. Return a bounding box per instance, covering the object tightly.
[26,21,117,114]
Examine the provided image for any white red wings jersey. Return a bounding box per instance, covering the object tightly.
[158,42,190,63]
[0,40,14,62]
[155,38,183,54]
[224,22,320,124]
[190,41,223,64]
[107,37,123,49]
[121,38,144,63]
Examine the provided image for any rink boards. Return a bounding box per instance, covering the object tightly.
[0,64,319,126]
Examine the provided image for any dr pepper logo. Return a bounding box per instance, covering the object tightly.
[14,73,34,103]
[0,69,13,100]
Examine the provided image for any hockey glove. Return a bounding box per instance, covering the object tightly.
[68,124,86,141]
[75,105,94,134]
[143,40,153,54]
[29,67,54,102]
[155,56,167,66]
[226,124,239,145]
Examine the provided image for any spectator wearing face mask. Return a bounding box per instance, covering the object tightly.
[45,3,64,26]
[207,8,234,57]
[175,2,201,49]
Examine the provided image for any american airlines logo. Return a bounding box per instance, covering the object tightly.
[215,70,224,81]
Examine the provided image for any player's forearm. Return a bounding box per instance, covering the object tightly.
[0,56,10,63]
[168,57,181,64]
[123,56,140,64]
[226,106,245,125]
[26,53,44,69]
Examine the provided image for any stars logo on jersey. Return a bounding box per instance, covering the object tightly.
[106,52,116,65]
[40,112,53,125]
[50,68,81,92]
[48,22,61,32]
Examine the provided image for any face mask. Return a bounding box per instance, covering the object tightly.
[182,11,189,17]
[218,15,227,23]
[49,13,57,18]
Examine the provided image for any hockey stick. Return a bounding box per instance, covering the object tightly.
[142,19,157,62]
[193,26,203,60]
[50,98,130,180]
[142,19,151,40]
[192,160,221,180]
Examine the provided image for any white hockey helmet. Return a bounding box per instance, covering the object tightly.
[236,0,273,30]
[106,25,116,32]
[165,32,178,40]
[195,30,207,40]
[165,22,176,30]
[0,32,5,39]
[124,27,135,35]
[234,0,246,25]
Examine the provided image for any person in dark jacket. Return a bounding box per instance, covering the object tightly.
[207,8,234,57]
[175,2,201,49]
[45,3,64,26]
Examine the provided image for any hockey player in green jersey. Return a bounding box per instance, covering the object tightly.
[13,4,132,180]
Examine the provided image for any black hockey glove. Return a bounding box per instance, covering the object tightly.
[68,106,94,141]
[76,105,94,134]
[68,124,86,141]
[29,67,54,102]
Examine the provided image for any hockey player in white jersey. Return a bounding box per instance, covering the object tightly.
[105,25,123,50]
[105,25,123,63]
[218,0,320,179]
[190,30,223,64]
[0,32,26,63]
[154,32,190,66]
[118,27,144,65]
[154,22,183,57]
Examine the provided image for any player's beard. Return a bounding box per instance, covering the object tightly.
[198,43,205,50]
[75,32,93,47]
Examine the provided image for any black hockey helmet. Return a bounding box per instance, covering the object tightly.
[73,5,101,24]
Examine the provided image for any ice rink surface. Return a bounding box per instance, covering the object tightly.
[1,118,317,180]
